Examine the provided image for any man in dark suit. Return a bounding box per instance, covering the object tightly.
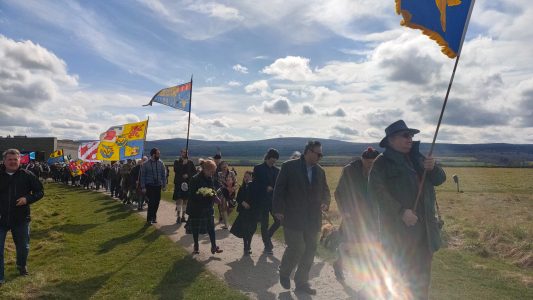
[272,141,330,295]
[253,148,280,254]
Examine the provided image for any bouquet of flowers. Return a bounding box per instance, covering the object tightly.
[196,187,221,204]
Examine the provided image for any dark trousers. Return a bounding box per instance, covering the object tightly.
[146,185,161,222]
[193,217,216,250]
[0,222,30,281]
[243,235,253,251]
[279,227,318,286]
[259,209,280,250]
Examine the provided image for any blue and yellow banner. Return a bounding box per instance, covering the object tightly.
[96,120,148,161]
[396,0,475,58]
[144,81,192,112]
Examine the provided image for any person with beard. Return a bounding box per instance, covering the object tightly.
[140,148,167,225]
[0,149,44,284]
[173,149,197,223]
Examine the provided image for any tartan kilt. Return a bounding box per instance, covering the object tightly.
[185,217,210,234]
[173,188,189,200]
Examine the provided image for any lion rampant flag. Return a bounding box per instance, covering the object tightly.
[96,120,148,161]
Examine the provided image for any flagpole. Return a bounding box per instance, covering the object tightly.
[144,116,150,157]
[185,75,193,155]
[413,0,476,212]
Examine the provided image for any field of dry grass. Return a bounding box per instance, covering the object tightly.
[163,164,532,298]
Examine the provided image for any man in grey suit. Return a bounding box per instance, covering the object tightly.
[272,140,331,295]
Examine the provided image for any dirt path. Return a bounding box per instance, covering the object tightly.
[117,193,360,299]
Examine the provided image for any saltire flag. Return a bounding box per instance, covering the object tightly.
[50,149,63,158]
[143,81,192,112]
[96,120,148,161]
[78,141,100,162]
[69,160,94,176]
[396,0,475,58]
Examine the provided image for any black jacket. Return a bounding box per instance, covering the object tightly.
[252,162,279,210]
[173,159,197,185]
[0,166,44,227]
[186,172,216,218]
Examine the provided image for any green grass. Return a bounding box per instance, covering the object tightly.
[0,183,247,300]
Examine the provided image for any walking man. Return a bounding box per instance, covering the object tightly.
[273,141,330,295]
[140,148,167,224]
[253,148,280,254]
[368,120,446,300]
[0,149,44,284]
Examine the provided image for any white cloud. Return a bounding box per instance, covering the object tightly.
[245,80,269,94]
[228,81,242,87]
[232,64,249,74]
[263,98,291,114]
[326,107,347,117]
[262,56,315,81]
[187,2,244,21]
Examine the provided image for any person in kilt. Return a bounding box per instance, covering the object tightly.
[185,159,223,255]
[230,171,258,256]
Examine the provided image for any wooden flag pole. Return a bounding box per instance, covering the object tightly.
[185,75,193,155]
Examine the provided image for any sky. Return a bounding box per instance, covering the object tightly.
[0,0,532,144]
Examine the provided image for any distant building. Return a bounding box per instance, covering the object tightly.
[0,136,79,162]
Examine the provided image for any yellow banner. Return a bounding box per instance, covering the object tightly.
[96,141,120,161]
[96,120,148,161]
[50,149,63,158]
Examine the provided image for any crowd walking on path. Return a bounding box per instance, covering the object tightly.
[0,119,446,299]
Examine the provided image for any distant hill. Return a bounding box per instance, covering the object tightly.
[146,137,533,167]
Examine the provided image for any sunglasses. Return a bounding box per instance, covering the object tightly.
[310,149,323,158]
[398,131,414,139]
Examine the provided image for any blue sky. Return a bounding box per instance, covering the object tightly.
[1,0,532,144]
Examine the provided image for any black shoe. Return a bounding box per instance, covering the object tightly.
[150,220,157,224]
[181,216,186,223]
[17,266,29,276]
[279,275,291,289]
[295,284,316,295]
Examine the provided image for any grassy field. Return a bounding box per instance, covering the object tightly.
[0,183,247,300]
[164,164,532,299]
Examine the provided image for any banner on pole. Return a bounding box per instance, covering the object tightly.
[396,0,475,58]
[144,81,192,112]
[96,120,148,161]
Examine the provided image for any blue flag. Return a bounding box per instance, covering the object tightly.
[144,81,192,112]
[396,0,475,58]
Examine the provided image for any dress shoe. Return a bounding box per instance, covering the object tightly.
[295,284,316,295]
[17,266,29,276]
[211,246,223,254]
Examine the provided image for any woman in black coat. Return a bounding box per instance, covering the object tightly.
[230,171,258,255]
[185,160,223,255]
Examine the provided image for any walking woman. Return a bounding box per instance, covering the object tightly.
[230,171,258,255]
[185,159,223,255]
[216,161,237,229]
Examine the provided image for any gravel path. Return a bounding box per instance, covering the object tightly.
[116,193,360,299]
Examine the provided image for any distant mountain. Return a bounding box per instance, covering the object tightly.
[146,137,533,167]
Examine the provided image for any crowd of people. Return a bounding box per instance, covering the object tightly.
[0,119,446,299]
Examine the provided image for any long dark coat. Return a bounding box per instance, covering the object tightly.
[368,142,446,254]
[230,181,259,238]
[272,157,330,232]
[334,159,374,242]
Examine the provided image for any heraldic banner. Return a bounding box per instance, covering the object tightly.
[96,120,148,161]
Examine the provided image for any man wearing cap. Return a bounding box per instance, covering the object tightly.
[333,146,379,281]
[273,140,330,295]
[368,120,446,300]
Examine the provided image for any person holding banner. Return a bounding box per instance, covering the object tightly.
[368,120,446,299]
[140,148,167,224]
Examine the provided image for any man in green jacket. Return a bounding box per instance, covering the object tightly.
[368,120,446,300]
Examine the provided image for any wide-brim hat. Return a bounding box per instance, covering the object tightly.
[379,120,420,148]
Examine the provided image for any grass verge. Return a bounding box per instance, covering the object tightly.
[0,183,247,300]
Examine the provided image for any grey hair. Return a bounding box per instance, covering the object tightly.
[3,148,21,160]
